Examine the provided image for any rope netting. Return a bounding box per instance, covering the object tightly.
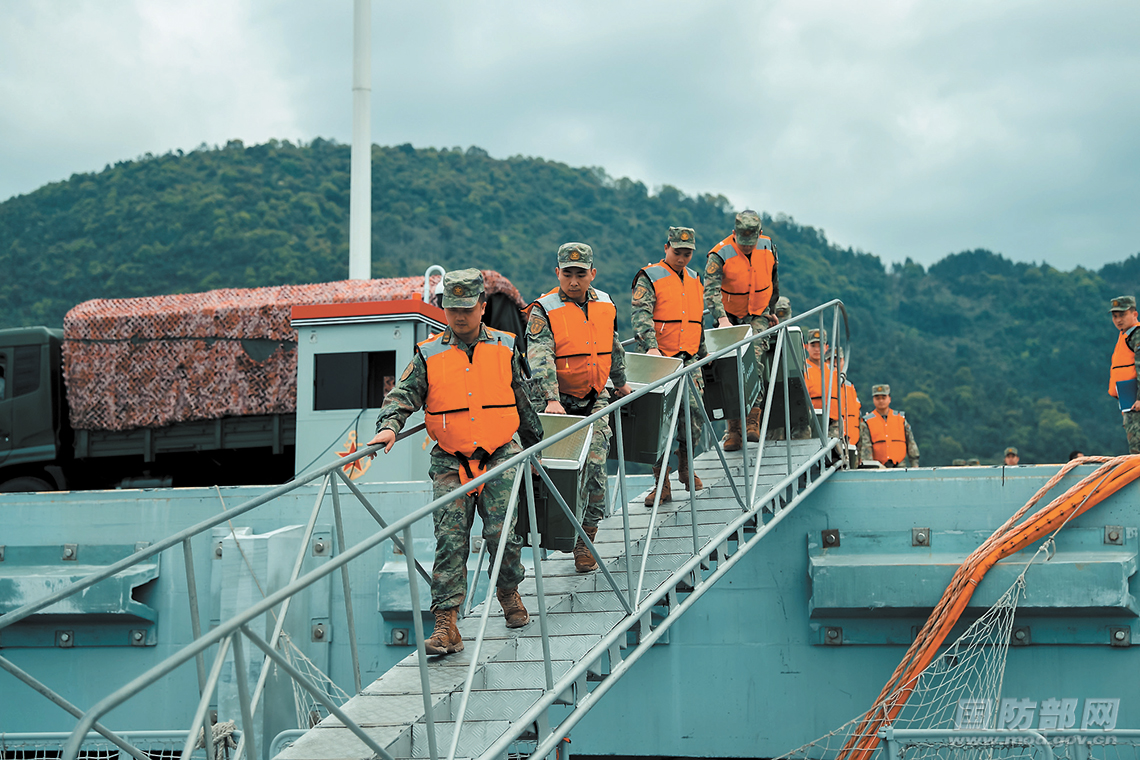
[61,272,522,430]
[780,455,1140,760]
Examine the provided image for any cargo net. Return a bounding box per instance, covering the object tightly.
[62,272,523,431]
[778,581,1023,760]
[0,732,210,760]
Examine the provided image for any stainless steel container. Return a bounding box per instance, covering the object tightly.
[608,353,684,465]
[518,413,592,552]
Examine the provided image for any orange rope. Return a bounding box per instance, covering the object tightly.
[839,455,1140,760]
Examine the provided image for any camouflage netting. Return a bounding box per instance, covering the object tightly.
[63,273,524,431]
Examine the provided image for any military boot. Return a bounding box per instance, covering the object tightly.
[424,607,463,655]
[496,586,530,628]
[574,525,600,572]
[645,466,672,505]
[722,419,743,451]
[746,408,762,442]
[676,445,703,492]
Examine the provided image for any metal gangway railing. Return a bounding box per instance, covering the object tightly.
[0,299,853,760]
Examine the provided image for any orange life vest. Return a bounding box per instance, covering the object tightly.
[420,328,520,493]
[804,359,841,421]
[844,382,860,445]
[710,233,777,318]
[535,288,616,399]
[864,409,908,465]
[638,261,703,356]
[1109,329,1137,398]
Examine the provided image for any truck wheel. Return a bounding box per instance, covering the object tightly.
[0,476,53,493]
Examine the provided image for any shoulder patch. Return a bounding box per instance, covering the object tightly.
[633,284,651,302]
[399,360,414,382]
[706,259,720,275]
[529,314,547,335]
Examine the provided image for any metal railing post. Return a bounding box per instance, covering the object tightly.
[330,477,362,695]
[402,527,438,760]
[682,378,699,556]
[612,407,634,609]
[464,539,486,617]
[180,538,209,698]
[230,632,258,760]
[635,383,685,604]
[177,636,232,760]
[748,328,786,507]
[523,456,555,692]
[447,464,526,760]
[735,344,753,503]
[782,330,793,475]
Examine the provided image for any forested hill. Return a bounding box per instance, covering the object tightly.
[3,139,1139,465]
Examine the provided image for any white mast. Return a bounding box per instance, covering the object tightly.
[349,0,372,280]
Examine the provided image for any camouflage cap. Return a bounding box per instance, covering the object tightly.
[805,328,827,344]
[966,458,981,466]
[872,384,890,396]
[734,209,762,245]
[952,459,967,466]
[1109,295,1137,312]
[1004,446,1018,456]
[668,226,696,250]
[440,268,484,308]
[774,296,791,317]
[557,242,594,269]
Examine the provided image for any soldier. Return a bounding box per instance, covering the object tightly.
[631,226,707,504]
[1108,295,1140,454]
[1003,447,1020,466]
[367,269,542,656]
[773,296,792,322]
[527,243,632,573]
[799,328,842,439]
[858,384,920,468]
[705,210,779,450]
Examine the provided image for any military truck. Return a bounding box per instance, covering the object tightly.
[0,326,297,491]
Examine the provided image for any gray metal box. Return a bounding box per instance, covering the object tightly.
[765,326,815,435]
[518,414,592,552]
[701,325,762,420]
[608,353,684,465]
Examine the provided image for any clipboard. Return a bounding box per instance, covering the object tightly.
[1117,379,1138,413]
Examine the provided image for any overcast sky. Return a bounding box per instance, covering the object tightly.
[2,1,1138,270]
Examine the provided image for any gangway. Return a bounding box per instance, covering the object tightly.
[276,439,841,760]
[0,300,852,760]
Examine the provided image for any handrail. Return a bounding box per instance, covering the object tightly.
[2,299,850,760]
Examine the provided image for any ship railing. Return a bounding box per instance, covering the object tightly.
[0,300,850,760]
[878,727,1140,760]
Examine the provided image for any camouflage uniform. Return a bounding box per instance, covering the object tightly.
[631,230,707,455]
[527,263,628,529]
[857,385,920,468]
[375,313,542,612]
[703,210,780,362]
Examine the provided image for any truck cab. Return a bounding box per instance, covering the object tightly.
[0,327,66,491]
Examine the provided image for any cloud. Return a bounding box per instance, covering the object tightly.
[2,0,1139,270]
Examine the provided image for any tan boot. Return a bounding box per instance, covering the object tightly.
[644,466,672,505]
[746,407,762,442]
[424,607,463,655]
[496,586,530,628]
[722,419,743,451]
[676,446,703,491]
[574,525,599,573]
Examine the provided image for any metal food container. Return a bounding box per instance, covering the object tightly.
[766,326,815,435]
[518,413,593,552]
[701,325,762,420]
[608,353,684,465]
